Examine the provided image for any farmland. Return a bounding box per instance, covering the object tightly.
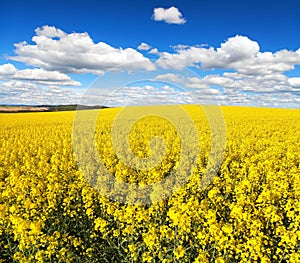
[0,105,300,262]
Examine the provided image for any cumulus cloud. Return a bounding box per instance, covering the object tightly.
[149,48,159,54]
[0,80,83,105]
[217,35,260,63]
[152,6,186,25]
[138,42,151,51]
[202,75,236,88]
[153,73,209,89]
[156,35,300,74]
[153,35,300,105]
[79,82,202,107]
[288,77,300,88]
[0,64,80,86]
[154,73,184,83]
[0,63,17,75]
[184,77,210,89]
[35,25,66,38]
[10,25,155,75]
[12,68,81,86]
[200,72,300,94]
[0,80,36,94]
[2,27,300,108]
[150,68,300,107]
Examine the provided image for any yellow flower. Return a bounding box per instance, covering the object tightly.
[142,252,152,263]
[174,245,185,259]
[94,217,108,232]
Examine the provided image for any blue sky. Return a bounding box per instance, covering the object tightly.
[1,0,300,107]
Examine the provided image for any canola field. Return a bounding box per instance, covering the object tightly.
[0,105,300,263]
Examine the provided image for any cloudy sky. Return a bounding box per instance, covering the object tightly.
[1,0,300,107]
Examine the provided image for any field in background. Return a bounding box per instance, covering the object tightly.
[0,105,108,113]
[0,106,300,262]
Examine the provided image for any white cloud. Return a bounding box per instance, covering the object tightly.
[79,83,198,107]
[171,44,191,50]
[0,63,17,75]
[0,65,80,86]
[156,35,300,74]
[217,35,260,63]
[162,85,175,91]
[1,80,36,93]
[12,68,81,86]
[149,67,300,107]
[155,46,211,70]
[0,80,83,105]
[10,25,155,75]
[35,25,66,38]
[202,75,236,88]
[184,77,209,89]
[149,48,159,54]
[144,85,156,90]
[2,27,300,108]
[154,73,184,83]
[288,77,300,88]
[138,42,151,51]
[152,6,186,25]
[154,35,300,105]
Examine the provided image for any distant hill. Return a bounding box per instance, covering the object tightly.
[0,104,109,113]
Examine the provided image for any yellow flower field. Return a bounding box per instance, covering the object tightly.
[0,105,300,262]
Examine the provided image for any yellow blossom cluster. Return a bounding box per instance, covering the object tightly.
[0,105,300,262]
